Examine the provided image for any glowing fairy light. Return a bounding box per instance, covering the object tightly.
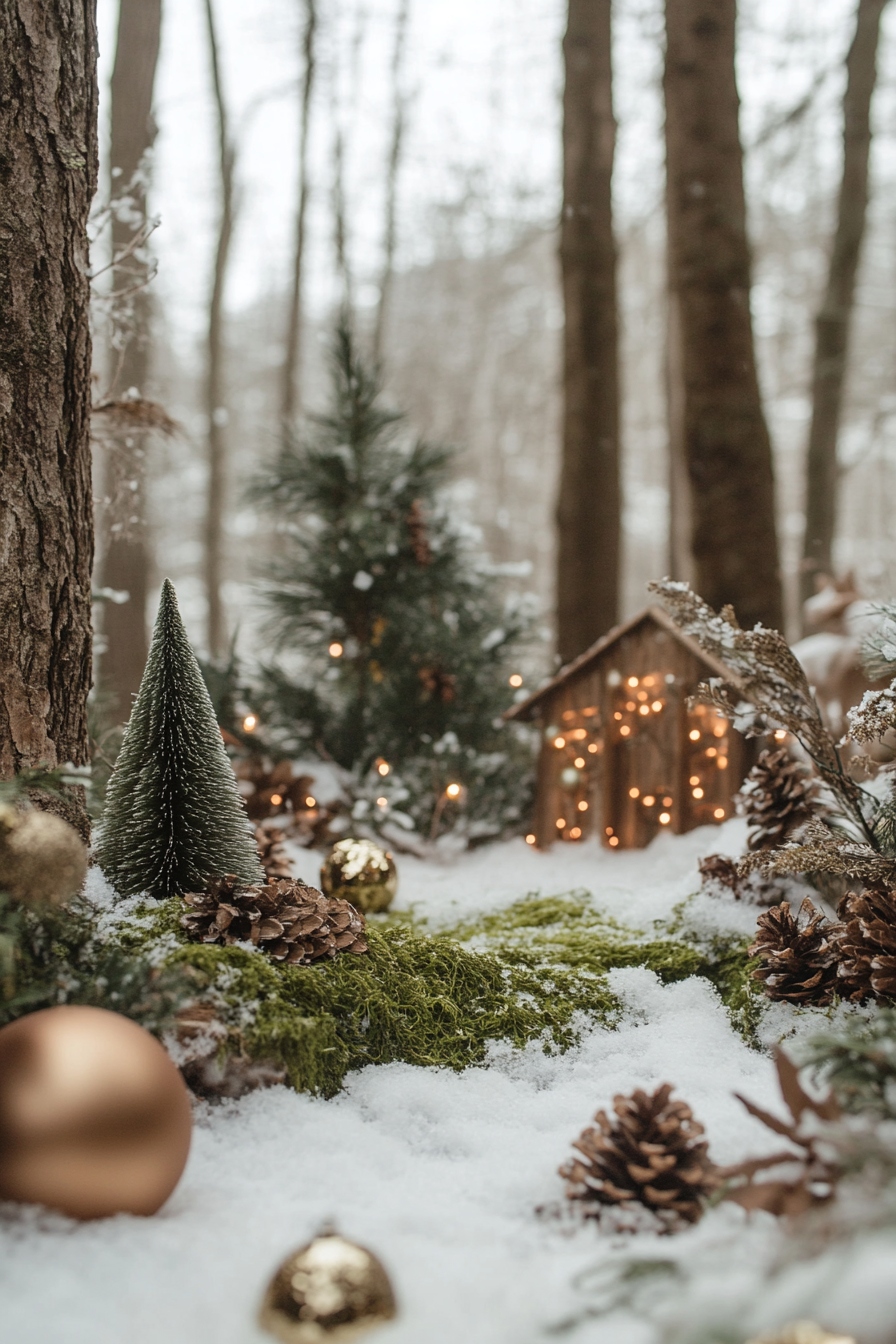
[629,787,640,799]
[692,787,704,799]
[714,807,726,819]
[689,728,700,741]
[329,642,344,657]
[446,783,461,799]
[609,836,619,847]
[270,794,283,806]
[689,775,700,785]
[627,676,639,688]
[376,759,390,776]
[774,729,788,740]
[588,743,599,753]
[577,800,588,812]
[509,673,523,687]
[619,725,631,737]
[717,756,728,769]
[706,747,717,758]
[659,812,671,825]
[305,796,316,808]
[556,818,566,829]
[377,796,388,807]
[569,826,582,839]
[642,795,655,807]
[613,712,622,721]
[663,796,672,807]
[554,736,566,748]
[242,714,257,732]
[651,700,663,712]
[525,833,536,845]
[574,757,585,768]
[638,704,650,716]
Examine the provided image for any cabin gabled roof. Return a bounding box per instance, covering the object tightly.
[504,604,743,722]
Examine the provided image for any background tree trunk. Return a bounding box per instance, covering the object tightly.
[202,0,235,657]
[0,0,98,775]
[664,0,783,631]
[281,0,316,424]
[100,0,162,720]
[372,0,410,366]
[801,0,889,611]
[556,0,620,666]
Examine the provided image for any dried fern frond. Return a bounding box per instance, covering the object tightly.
[739,820,896,886]
[649,580,871,840]
[846,685,896,745]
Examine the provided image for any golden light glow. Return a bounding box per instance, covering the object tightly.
[627,676,639,688]
[376,760,390,776]
[242,714,257,732]
[639,704,650,716]
[569,826,582,839]
[619,725,631,736]
[554,736,566,748]
[588,743,599,753]
[509,673,523,687]
[689,729,700,741]
[713,723,726,738]
[305,796,316,808]
[689,775,700,786]
[637,690,648,702]
[717,756,728,769]
[446,783,461,799]
[774,729,788,740]
[643,795,656,807]
[573,728,588,739]
[629,787,640,799]
[643,675,655,687]
[651,700,663,712]
[270,794,283,806]
[613,712,622,721]
[562,709,576,721]
[556,818,566,829]
[659,812,671,825]
[377,797,388,807]
[626,701,636,711]
[692,787,704,799]
[663,796,673,806]
[574,757,585,768]
[609,835,620,847]
[328,642,344,658]
[706,747,717,758]
[577,800,588,812]
[525,833,536,845]
[714,807,725,819]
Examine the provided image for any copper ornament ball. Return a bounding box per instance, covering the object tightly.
[0,805,88,906]
[0,1005,192,1220]
[259,1230,397,1343]
[320,838,397,914]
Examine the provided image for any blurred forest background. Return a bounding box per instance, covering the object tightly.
[91,0,896,706]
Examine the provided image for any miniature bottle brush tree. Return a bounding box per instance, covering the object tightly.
[97,580,264,899]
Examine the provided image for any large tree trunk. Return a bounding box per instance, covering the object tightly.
[801,0,889,610]
[664,0,783,631]
[202,0,235,657]
[556,0,620,666]
[372,0,410,366]
[0,0,98,776]
[100,0,162,719]
[281,0,316,423]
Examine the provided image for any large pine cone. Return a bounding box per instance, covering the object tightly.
[181,875,368,965]
[835,883,896,1002]
[736,748,819,852]
[559,1084,719,1228]
[749,897,841,1005]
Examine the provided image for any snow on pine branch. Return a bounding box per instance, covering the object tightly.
[847,684,896,745]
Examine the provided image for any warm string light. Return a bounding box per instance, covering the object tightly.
[305,795,316,808]
[774,729,788,741]
[609,836,619,847]
[574,756,585,768]
[659,812,671,825]
[554,735,566,748]
[270,793,283,806]
[242,714,257,733]
[376,797,388,807]
[376,759,390,777]
[525,833,536,845]
[509,673,523,687]
[446,783,461,799]
[569,826,582,839]
[556,818,566,829]
[577,800,588,812]
[328,642,344,658]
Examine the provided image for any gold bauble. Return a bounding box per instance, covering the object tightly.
[259,1230,397,1343]
[0,1005,192,1219]
[0,804,88,906]
[320,838,397,914]
[745,1324,857,1344]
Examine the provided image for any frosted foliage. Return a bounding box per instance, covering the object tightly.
[96,579,263,899]
[847,683,896,743]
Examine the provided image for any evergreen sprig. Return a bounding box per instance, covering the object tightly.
[96,579,263,899]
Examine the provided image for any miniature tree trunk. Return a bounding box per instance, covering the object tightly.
[556,0,621,664]
[96,579,264,899]
[663,0,783,632]
[0,1,98,777]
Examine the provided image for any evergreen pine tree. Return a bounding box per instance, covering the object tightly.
[96,580,264,898]
[249,325,533,836]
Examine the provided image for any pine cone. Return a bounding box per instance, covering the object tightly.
[749,897,841,1005]
[181,875,368,965]
[559,1084,719,1229]
[736,749,820,851]
[254,824,293,881]
[835,883,896,1002]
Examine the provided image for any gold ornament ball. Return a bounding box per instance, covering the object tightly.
[0,1005,193,1220]
[259,1230,397,1343]
[0,804,88,906]
[320,838,397,914]
[745,1324,856,1344]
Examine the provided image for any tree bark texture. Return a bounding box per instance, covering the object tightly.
[203,0,235,657]
[0,0,98,775]
[556,0,621,666]
[372,0,410,366]
[281,0,316,423]
[664,0,783,631]
[101,0,162,719]
[801,0,888,609]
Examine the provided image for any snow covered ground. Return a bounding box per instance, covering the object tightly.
[3,820,895,1344]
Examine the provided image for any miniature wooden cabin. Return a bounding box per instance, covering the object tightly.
[505,606,750,850]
